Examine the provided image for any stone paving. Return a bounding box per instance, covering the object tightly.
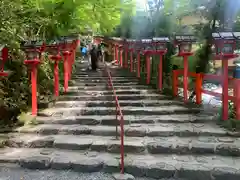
[1,61,240,179]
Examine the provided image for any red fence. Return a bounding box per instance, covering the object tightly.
[173,69,240,120]
[104,62,125,174]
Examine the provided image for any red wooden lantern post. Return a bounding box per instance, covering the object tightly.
[141,39,153,84]
[212,32,238,120]
[127,39,135,72]
[115,41,120,65]
[119,42,124,67]
[124,40,129,68]
[47,41,62,97]
[0,45,9,78]
[233,32,240,120]
[174,35,196,102]
[72,34,80,65]
[69,40,75,80]
[112,38,119,63]
[61,38,71,93]
[21,41,44,115]
[66,38,74,81]
[135,40,142,78]
[152,37,169,91]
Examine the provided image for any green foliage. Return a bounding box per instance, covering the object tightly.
[217,101,240,131]
[0,0,133,124]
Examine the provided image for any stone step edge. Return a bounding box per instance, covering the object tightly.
[6,133,240,157]
[36,115,215,125]
[55,100,183,104]
[72,76,138,79]
[40,106,198,113]
[64,90,159,94]
[69,79,139,81]
[0,147,239,179]
[60,94,167,97]
[38,106,201,117]
[67,85,153,89]
[71,76,137,78]
[14,123,237,137]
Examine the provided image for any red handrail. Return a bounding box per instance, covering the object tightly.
[104,62,125,174]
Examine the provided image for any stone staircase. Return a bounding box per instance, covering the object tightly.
[1,60,240,180]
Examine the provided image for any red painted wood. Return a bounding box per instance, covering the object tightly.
[50,54,61,97]
[120,50,123,67]
[137,51,140,78]
[146,55,150,84]
[0,71,8,77]
[54,61,59,97]
[158,55,163,90]
[31,66,37,115]
[183,56,189,102]
[195,73,202,104]
[222,60,229,120]
[172,70,178,97]
[130,51,133,72]
[124,49,128,68]
[234,79,240,120]
[63,51,70,93]
[24,59,41,115]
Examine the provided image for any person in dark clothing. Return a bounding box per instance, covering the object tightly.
[97,44,103,62]
[90,45,98,71]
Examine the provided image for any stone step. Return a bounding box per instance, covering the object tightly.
[54,100,184,108]
[15,123,234,137]
[0,147,239,179]
[67,85,152,90]
[64,89,158,96]
[58,94,172,101]
[71,82,140,86]
[72,76,138,80]
[6,134,240,157]
[36,114,215,125]
[72,76,137,79]
[70,79,139,83]
[39,106,200,116]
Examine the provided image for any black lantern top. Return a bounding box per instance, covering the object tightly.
[175,35,196,43]
[126,39,136,50]
[20,40,43,59]
[212,32,236,41]
[174,35,196,55]
[46,40,60,55]
[152,37,169,51]
[233,32,240,40]
[219,32,235,40]
[112,37,122,45]
[152,37,169,42]
[135,40,142,51]
[141,39,152,51]
[65,36,74,44]
[212,32,238,55]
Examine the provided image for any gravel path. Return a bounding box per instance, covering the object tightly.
[0,164,185,180]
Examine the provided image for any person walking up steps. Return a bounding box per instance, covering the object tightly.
[90,45,98,71]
